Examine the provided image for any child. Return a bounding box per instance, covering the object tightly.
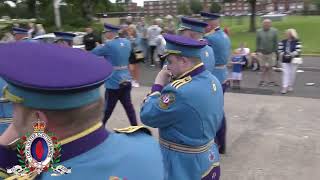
[231,50,246,89]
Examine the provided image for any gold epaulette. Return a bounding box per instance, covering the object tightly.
[171,76,192,89]
[0,118,12,124]
[0,168,9,179]
[114,126,152,135]
[1,167,38,180]
[4,172,37,180]
[204,29,216,37]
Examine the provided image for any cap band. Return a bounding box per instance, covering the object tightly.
[166,43,203,59]
[4,84,103,110]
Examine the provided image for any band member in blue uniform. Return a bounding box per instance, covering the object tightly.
[178,17,215,74]
[53,31,76,47]
[201,12,231,88]
[141,34,224,180]
[201,12,231,154]
[11,27,29,41]
[0,78,13,135]
[91,23,137,126]
[0,42,164,179]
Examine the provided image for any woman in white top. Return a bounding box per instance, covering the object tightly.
[278,29,302,94]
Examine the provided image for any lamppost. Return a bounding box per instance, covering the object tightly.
[54,0,62,29]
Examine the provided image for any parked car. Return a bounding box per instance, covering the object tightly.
[32,32,85,49]
[32,33,56,43]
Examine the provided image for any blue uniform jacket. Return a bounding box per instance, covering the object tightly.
[205,28,231,84]
[0,124,164,179]
[200,45,216,74]
[140,64,224,180]
[92,37,132,89]
[0,78,13,135]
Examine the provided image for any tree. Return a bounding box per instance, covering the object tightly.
[177,1,191,15]
[313,0,320,13]
[210,2,221,13]
[26,0,37,18]
[189,0,202,14]
[248,0,257,32]
[224,0,257,32]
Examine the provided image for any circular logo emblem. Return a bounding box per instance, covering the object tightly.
[159,93,176,109]
[25,132,54,169]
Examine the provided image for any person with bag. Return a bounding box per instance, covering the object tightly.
[128,25,144,88]
[278,28,302,94]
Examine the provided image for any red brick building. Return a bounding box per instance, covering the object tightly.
[142,0,305,17]
[120,2,140,12]
[143,0,179,17]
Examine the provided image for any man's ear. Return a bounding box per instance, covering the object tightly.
[179,56,187,64]
[35,110,49,125]
[180,57,192,67]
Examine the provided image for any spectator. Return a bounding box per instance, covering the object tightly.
[236,42,250,68]
[12,27,29,41]
[127,25,144,88]
[147,19,162,66]
[278,29,302,94]
[27,22,35,38]
[0,32,15,43]
[137,17,149,59]
[83,27,101,51]
[34,24,46,36]
[125,16,133,26]
[119,24,129,38]
[230,49,246,89]
[256,19,278,87]
[156,30,167,68]
[166,15,176,34]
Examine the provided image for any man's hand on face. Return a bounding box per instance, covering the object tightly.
[154,65,172,86]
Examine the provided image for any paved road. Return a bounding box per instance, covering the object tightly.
[107,87,320,180]
[105,56,320,179]
[138,56,320,99]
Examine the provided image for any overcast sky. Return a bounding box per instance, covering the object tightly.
[109,0,154,7]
